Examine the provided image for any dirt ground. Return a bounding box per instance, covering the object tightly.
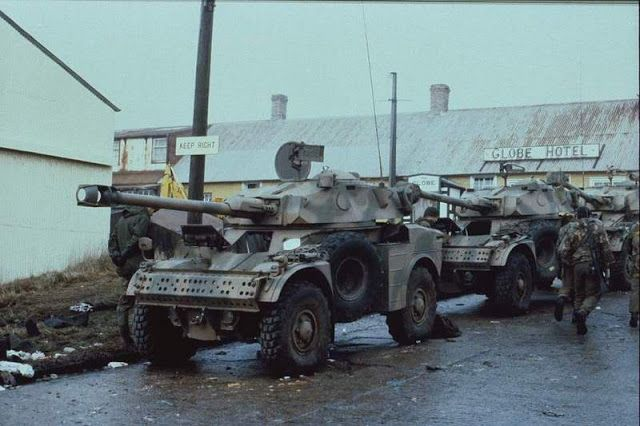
[0,256,132,375]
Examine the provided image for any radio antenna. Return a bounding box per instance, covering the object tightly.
[361,4,383,179]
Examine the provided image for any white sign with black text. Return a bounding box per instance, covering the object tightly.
[175,136,220,156]
[483,144,600,162]
[408,174,440,192]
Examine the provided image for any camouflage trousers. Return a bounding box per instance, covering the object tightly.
[558,263,574,300]
[573,262,602,315]
[115,256,141,349]
[630,274,639,314]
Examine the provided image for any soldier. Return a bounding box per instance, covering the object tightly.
[416,206,439,228]
[554,212,578,322]
[629,224,639,328]
[108,205,151,348]
[558,206,613,335]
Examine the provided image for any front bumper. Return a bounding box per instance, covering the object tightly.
[126,270,264,312]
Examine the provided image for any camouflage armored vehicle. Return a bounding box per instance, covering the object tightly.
[77,142,443,373]
[420,178,574,313]
[560,178,639,290]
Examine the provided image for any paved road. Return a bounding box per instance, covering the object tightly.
[1,291,638,425]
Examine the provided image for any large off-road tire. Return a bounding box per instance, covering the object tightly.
[609,237,633,291]
[259,280,331,375]
[386,266,437,345]
[132,304,197,365]
[491,252,534,314]
[319,232,382,322]
[528,221,559,289]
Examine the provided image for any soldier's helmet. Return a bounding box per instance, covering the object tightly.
[424,206,439,218]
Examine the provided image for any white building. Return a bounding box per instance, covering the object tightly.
[0,12,119,283]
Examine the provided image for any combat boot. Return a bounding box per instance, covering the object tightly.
[630,313,639,328]
[575,311,588,335]
[554,297,566,322]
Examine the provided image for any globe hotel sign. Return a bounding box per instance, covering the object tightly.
[483,144,600,162]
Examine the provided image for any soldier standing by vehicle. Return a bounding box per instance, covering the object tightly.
[559,206,613,335]
[416,206,439,228]
[628,223,639,328]
[108,206,151,348]
[554,212,578,322]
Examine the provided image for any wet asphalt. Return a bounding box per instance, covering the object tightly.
[1,291,638,425]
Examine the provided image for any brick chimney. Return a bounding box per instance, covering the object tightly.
[271,94,288,120]
[430,84,450,113]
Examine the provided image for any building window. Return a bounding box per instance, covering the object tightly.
[113,141,120,167]
[589,176,627,187]
[203,192,213,202]
[471,176,496,191]
[152,138,167,164]
[242,182,261,190]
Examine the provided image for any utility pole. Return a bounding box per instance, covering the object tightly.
[389,72,398,187]
[188,0,215,224]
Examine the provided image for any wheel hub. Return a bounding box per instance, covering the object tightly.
[411,289,428,324]
[292,309,317,353]
[514,272,528,300]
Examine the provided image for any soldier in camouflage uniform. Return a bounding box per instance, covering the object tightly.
[629,224,639,328]
[416,206,439,228]
[554,212,578,322]
[108,206,151,347]
[558,206,613,335]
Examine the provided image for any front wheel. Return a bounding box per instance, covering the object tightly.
[259,280,331,374]
[386,266,437,345]
[491,252,534,315]
[132,304,197,365]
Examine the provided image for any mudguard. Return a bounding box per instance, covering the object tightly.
[257,260,333,303]
[490,237,536,266]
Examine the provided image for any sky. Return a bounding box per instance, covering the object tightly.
[1,1,638,130]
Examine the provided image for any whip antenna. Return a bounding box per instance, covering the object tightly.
[361,4,383,179]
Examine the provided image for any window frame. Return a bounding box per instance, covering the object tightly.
[470,175,496,191]
[589,176,627,188]
[242,181,262,190]
[151,137,168,164]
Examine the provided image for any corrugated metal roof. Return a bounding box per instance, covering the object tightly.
[173,99,639,183]
[115,125,195,139]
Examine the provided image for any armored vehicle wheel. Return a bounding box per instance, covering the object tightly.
[320,232,382,322]
[386,266,437,345]
[609,238,633,291]
[529,222,559,289]
[132,304,197,365]
[259,280,331,374]
[491,252,533,314]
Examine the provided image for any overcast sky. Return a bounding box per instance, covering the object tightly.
[1,1,638,130]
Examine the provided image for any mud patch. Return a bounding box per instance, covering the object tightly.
[0,256,136,381]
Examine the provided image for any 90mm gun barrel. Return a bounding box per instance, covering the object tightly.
[76,185,277,218]
[561,182,608,207]
[418,190,496,213]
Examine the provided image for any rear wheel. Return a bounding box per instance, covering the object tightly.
[260,280,331,374]
[609,237,633,291]
[491,252,534,314]
[529,222,559,289]
[386,266,437,344]
[132,304,197,365]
